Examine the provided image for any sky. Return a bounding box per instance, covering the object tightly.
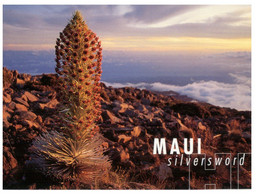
[2,4,252,110]
[3,5,251,52]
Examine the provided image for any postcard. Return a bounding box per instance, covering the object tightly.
[2,4,251,190]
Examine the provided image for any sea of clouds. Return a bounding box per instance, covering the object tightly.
[103,73,251,111]
[3,50,251,111]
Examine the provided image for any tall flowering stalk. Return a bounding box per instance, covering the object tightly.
[30,11,110,183]
[55,11,103,140]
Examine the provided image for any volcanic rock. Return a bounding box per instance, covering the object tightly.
[113,101,130,113]
[15,78,25,89]
[120,149,130,162]
[17,111,37,121]
[13,97,30,107]
[38,99,59,110]
[155,163,173,181]
[102,110,122,124]
[3,147,18,175]
[118,135,132,143]
[22,91,39,102]
[131,126,142,137]
[15,103,28,112]
[3,93,12,104]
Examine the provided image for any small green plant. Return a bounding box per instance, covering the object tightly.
[30,11,110,184]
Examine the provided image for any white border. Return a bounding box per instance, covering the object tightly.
[1,0,255,194]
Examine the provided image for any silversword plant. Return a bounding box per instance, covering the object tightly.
[30,11,110,184]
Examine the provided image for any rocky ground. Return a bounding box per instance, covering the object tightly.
[3,67,251,189]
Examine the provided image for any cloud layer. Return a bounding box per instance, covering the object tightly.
[103,73,251,111]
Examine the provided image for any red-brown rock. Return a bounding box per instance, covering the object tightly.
[15,103,28,112]
[3,147,18,175]
[102,110,122,124]
[131,126,142,137]
[17,111,37,121]
[39,99,58,110]
[22,91,39,102]
[3,93,11,104]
